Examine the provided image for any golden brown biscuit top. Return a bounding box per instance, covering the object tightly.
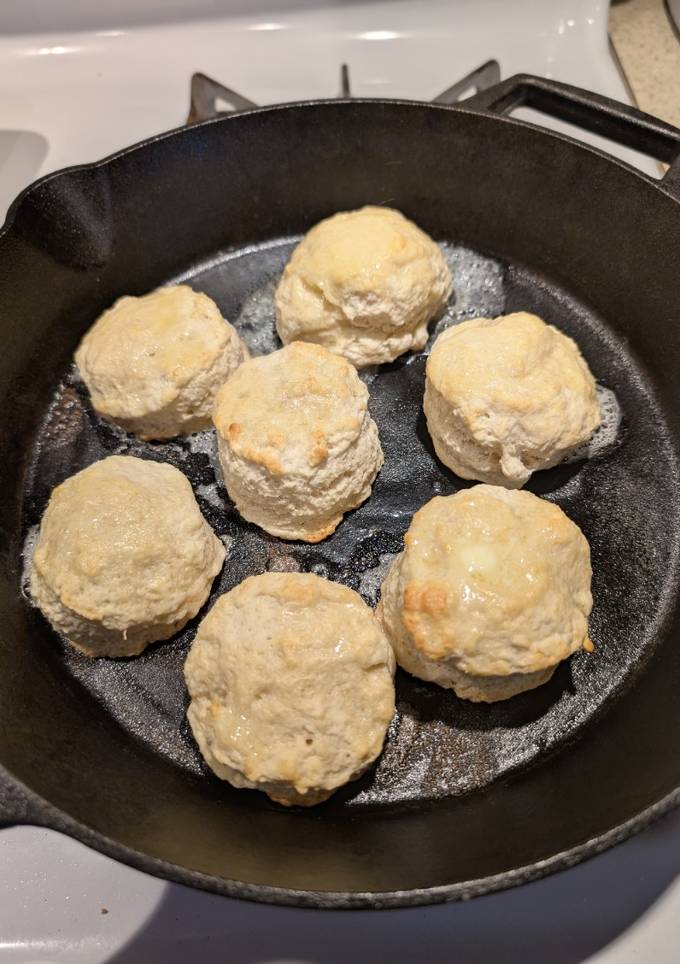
[32,455,223,625]
[282,205,443,300]
[213,342,368,475]
[218,570,376,612]
[426,311,599,416]
[75,285,231,406]
[398,485,592,675]
[184,572,396,792]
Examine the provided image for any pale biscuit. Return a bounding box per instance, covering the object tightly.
[275,206,452,367]
[376,485,592,702]
[30,455,225,658]
[424,312,601,487]
[213,341,383,542]
[184,572,396,806]
[76,285,248,440]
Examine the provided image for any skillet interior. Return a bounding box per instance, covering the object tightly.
[2,101,680,905]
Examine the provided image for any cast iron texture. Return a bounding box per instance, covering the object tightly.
[1,75,680,907]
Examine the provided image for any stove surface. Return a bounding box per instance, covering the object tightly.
[0,1,677,961]
[4,810,680,962]
[0,0,659,216]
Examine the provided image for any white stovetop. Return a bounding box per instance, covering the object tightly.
[0,2,677,961]
[0,0,659,216]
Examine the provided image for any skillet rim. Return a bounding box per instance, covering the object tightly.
[2,90,680,908]
[1,91,678,245]
[3,763,680,908]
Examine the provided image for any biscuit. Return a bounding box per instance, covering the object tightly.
[424,312,601,487]
[30,455,225,657]
[76,285,248,440]
[376,485,592,702]
[275,206,452,367]
[184,572,396,806]
[213,341,383,542]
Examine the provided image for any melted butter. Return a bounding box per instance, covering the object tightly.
[457,543,498,575]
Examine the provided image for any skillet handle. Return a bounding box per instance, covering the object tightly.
[0,766,47,826]
[461,73,680,199]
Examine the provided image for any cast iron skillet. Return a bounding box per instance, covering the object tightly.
[1,75,680,909]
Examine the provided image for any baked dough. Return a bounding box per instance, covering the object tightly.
[424,312,601,487]
[30,455,225,657]
[275,206,452,367]
[212,341,383,542]
[184,572,396,806]
[75,285,248,440]
[376,485,592,702]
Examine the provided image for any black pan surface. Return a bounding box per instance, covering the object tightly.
[2,80,680,906]
[21,238,671,806]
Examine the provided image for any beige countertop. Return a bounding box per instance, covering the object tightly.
[609,0,680,127]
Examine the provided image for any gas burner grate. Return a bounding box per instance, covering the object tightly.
[187,59,501,124]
